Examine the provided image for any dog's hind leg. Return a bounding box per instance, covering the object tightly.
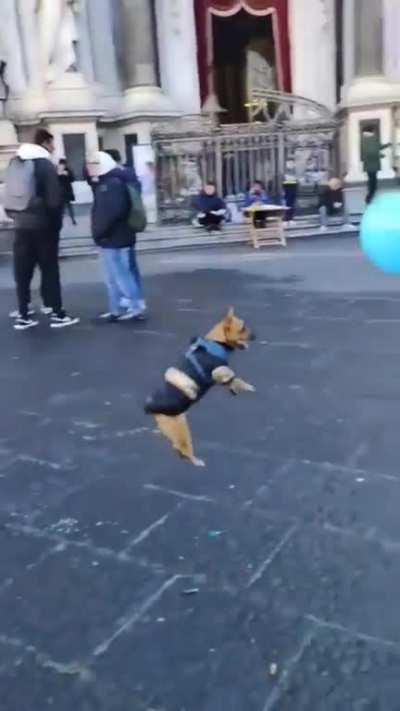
[154,414,205,467]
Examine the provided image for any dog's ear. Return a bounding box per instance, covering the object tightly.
[225,307,235,321]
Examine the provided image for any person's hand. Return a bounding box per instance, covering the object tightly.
[333,202,342,209]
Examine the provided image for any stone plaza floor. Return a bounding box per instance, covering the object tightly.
[1,238,400,710]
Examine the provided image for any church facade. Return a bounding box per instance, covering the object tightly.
[1,0,400,192]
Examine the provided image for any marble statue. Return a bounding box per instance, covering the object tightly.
[246,49,276,100]
[35,0,80,83]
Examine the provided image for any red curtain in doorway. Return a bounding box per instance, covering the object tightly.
[194,0,291,104]
[209,0,276,11]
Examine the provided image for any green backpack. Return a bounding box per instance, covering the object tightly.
[126,184,147,233]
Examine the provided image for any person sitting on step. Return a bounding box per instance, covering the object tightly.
[194,182,226,232]
[318,177,355,232]
[244,180,271,228]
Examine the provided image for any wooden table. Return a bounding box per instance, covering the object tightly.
[243,204,287,250]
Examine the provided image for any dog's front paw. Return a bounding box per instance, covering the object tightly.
[230,378,256,395]
[192,457,206,467]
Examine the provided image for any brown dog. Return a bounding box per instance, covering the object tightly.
[144,308,255,466]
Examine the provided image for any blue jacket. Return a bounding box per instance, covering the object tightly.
[117,165,142,193]
[244,190,271,208]
[91,168,136,249]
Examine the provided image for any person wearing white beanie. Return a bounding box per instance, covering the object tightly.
[90,151,146,322]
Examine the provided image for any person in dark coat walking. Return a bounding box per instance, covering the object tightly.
[58,159,77,225]
[361,126,391,203]
[90,151,145,322]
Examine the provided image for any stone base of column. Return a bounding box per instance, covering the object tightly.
[9,73,104,124]
[123,86,178,117]
[44,72,99,113]
[0,120,18,224]
[0,119,18,149]
[341,76,400,108]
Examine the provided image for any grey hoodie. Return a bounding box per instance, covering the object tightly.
[8,144,63,231]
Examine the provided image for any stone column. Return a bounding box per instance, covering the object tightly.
[155,0,201,114]
[120,0,158,88]
[289,0,336,112]
[76,0,95,85]
[87,0,121,96]
[384,0,400,80]
[118,0,176,115]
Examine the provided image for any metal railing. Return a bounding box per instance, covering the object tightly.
[152,94,339,224]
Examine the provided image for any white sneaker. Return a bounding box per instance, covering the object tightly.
[119,309,147,321]
[14,317,39,331]
[41,305,53,316]
[50,313,80,329]
[319,225,328,233]
[9,305,35,319]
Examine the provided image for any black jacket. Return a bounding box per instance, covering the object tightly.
[318,186,344,216]
[58,168,75,203]
[91,169,136,249]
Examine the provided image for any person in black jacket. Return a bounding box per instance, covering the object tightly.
[90,151,145,322]
[58,159,77,225]
[194,182,226,231]
[5,128,79,330]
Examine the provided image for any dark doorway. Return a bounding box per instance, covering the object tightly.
[63,133,86,179]
[212,9,276,124]
[124,133,138,167]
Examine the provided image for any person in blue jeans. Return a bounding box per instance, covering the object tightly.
[90,151,146,322]
[104,149,146,315]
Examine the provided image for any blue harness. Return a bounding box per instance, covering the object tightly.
[185,338,230,383]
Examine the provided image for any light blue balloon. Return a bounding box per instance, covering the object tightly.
[360,191,400,274]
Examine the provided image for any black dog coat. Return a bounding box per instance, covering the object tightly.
[144,337,232,417]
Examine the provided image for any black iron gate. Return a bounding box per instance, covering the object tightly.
[152,91,339,224]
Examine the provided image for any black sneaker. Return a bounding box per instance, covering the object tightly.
[50,312,80,329]
[13,317,39,331]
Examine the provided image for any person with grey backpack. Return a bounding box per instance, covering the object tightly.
[4,129,79,330]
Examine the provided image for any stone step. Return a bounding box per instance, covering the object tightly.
[59,222,360,258]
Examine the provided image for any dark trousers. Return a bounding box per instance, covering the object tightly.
[366,172,378,203]
[13,230,62,318]
[198,212,224,229]
[284,184,298,221]
[64,201,76,224]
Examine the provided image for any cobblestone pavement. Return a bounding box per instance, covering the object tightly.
[1,243,400,710]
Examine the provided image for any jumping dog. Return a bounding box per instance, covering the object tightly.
[144,308,255,466]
